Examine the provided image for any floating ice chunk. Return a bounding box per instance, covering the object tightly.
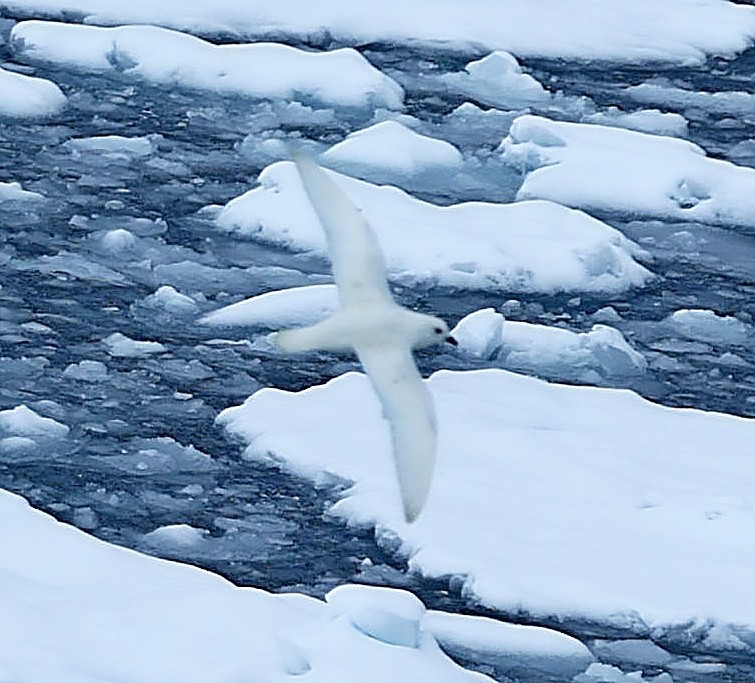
[99,228,137,253]
[142,285,199,315]
[322,121,463,180]
[665,309,752,346]
[94,436,215,474]
[425,611,594,677]
[11,21,404,109]
[63,359,109,381]
[7,0,754,64]
[201,284,339,329]
[65,134,156,157]
[326,584,424,648]
[441,51,549,110]
[0,181,44,201]
[12,252,131,285]
[218,368,755,637]
[218,161,651,293]
[451,309,646,380]
[0,405,69,438]
[0,488,488,683]
[501,114,755,227]
[584,108,688,137]
[105,332,166,357]
[575,663,672,682]
[0,436,37,453]
[142,523,208,549]
[0,66,65,118]
[591,639,673,667]
[449,308,505,358]
[627,82,755,117]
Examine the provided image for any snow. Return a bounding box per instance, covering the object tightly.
[583,108,688,138]
[440,51,550,110]
[451,308,647,382]
[11,21,404,109]
[0,65,65,118]
[217,161,652,293]
[0,488,491,683]
[501,114,755,227]
[425,611,594,677]
[218,368,755,638]
[0,181,44,201]
[104,331,166,357]
[201,284,339,329]
[0,404,69,438]
[65,134,157,157]
[63,359,109,381]
[142,285,199,315]
[321,121,463,181]
[665,309,752,346]
[627,82,755,117]
[4,0,755,63]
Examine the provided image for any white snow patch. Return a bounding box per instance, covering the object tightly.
[0,488,490,683]
[322,121,463,180]
[217,161,652,294]
[0,404,69,438]
[63,359,109,381]
[501,114,755,227]
[627,82,755,117]
[142,285,199,315]
[65,134,156,157]
[201,284,339,329]
[583,108,688,137]
[11,21,404,109]
[451,308,647,380]
[4,0,755,63]
[105,332,166,357]
[665,309,752,346]
[0,181,44,201]
[0,65,65,117]
[142,523,208,548]
[426,611,594,677]
[218,368,755,636]
[440,51,550,110]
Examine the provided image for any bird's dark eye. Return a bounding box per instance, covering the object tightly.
[434,327,443,334]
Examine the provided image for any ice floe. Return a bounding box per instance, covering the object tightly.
[0,181,44,202]
[11,21,404,109]
[583,108,688,138]
[218,368,755,642]
[0,488,492,683]
[0,65,65,117]
[321,120,463,182]
[5,0,755,63]
[664,308,752,346]
[627,81,755,117]
[501,114,755,227]
[104,332,166,357]
[0,404,69,438]
[451,308,647,383]
[440,51,549,110]
[217,161,652,293]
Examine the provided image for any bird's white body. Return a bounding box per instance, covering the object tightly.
[275,153,454,522]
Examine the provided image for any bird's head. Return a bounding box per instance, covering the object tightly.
[414,315,458,350]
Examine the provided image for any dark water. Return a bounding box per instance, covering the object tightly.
[1,9,754,682]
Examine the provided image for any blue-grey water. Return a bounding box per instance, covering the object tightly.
[1,10,754,682]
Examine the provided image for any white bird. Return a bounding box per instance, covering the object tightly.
[275,152,456,523]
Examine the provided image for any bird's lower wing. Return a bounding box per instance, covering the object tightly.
[356,344,437,523]
[292,153,394,308]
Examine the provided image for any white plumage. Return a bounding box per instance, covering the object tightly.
[275,153,455,522]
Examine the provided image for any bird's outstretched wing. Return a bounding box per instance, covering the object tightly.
[356,344,437,523]
[292,152,394,308]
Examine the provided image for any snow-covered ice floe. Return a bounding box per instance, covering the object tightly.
[217,161,652,293]
[501,114,755,227]
[10,21,403,109]
[321,120,463,183]
[452,308,647,383]
[5,0,755,63]
[0,66,65,118]
[0,486,599,682]
[218,369,755,644]
[0,181,45,202]
[440,51,550,111]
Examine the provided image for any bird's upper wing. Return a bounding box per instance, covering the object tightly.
[292,152,393,308]
[356,343,437,523]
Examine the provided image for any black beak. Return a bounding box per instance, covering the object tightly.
[445,335,458,346]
